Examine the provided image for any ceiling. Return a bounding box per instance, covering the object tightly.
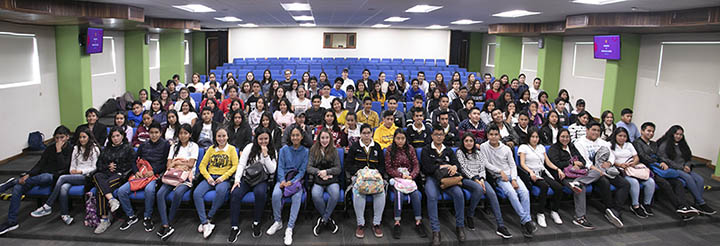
[80,0,720,31]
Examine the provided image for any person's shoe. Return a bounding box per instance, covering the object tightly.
[569,181,583,193]
[496,226,512,239]
[677,205,700,215]
[604,208,624,228]
[682,214,697,221]
[642,204,654,216]
[60,215,73,225]
[108,198,120,213]
[119,215,139,231]
[373,224,383,238]
[313,217,323,237]
[0,178,16,193]
[697,203,717,215]
[530,221,538,233]
[228,226,241,243]
[392,224,401,239]
[0,221,19,235]
[537,213,547,228]
[266,221,283,236]
[143,217,154,232]
[160,226,174,241]
[198,223,204,233]
[284,228,293,246]
[455,227,466,242]
[355,225,365,238]
[431,231,441,246]
[466,216,475,230]
[30,204,52,218]
[327,218,339,234]
[550,211,563,224]
[572,216,595,230]
[202,223,215,239]
[156,226,166,237]
[521,222,534,238]
[631,205,648,218]
[415,222,428,238]
[252,222,262,238]
[94,219,111,234]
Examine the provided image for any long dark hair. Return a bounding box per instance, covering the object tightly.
[310,128,337,163]
[556,128,570,146]
[389,129,411,163]
[229,111,249,129]
[261,69,273,84]
[322,110,341,132]
[659,125,692,161]
[543,110,560,128]
[75,127,99,161]
[608,127,629,151]
[106,126,129,148]
[458,132,479,160]
[600,110,616,133]
[248,127,277,162]
[260,111,278,130]
[166,110,181,137]
[526,127,541,146]
[172,123,194,158]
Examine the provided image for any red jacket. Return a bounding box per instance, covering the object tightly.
[219,98,244,113]
[485,89,503,101]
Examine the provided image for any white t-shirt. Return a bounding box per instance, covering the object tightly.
[612,142,637,164]
[341,78,355,92]
[292,97,312,115]
[167,142,199,160]
[141,100,152,111]
[320,95,336,109]
[200,123,213,142]
[178,111,198,125]
[518,144,546,174]
[499,124,510,138]
[164,126,176,141]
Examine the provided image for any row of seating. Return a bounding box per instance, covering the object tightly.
[231,57,448,67]
[208,66,470,83]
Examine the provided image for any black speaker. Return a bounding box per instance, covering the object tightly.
[538,37,545,49]
[144,33,150,45]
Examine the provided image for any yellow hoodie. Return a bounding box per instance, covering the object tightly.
[373,123,398,149]
[199,144,238,181]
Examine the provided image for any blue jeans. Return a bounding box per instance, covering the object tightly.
[44,174,86,215]
[390,186,421,222]
[311,183,339,221]
[463,179,504,227]
[425,176,464,232]
[193,175,231,224]
[116,179,157,218]
[352,189,386,226]
[272,182,303,228]
[624,176,655,206]
[677,171,705,205]
[496,178,531,224]
[230,181,268,226]
[156,183,191,226]
[6,173,53,223]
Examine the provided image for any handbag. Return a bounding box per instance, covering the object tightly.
[162,168,190,186]
[435,167,462,189]
[353,166,385,195]
[649,162,680,179]
[393,178,417,194]
[243,160,269,187]
[128,158,157,191]
[563,165,588,179]
[624,164,650,180]
[283,169,303,197]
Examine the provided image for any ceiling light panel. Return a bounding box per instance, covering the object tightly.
[384,16,410,22]
[426,25,448,29]
[293,15,315,21]
[451,19,483,25]
[571,0,627,5]
[172,4,216,13]
[405,5,443,13]
[214,16,242,22]
[238,23,258,27]
[492,10,542,18]
[281,3,312,11]
[299,23,316,27]
[372,24,391,28]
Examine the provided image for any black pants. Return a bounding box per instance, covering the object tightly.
[592,176,630,212]
[93,172,124,217]
[533,172,564,213]
[654,175,687,208]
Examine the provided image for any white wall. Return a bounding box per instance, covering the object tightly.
[90,30,125,107]
[228,28,450,61]
[634,33,720,163]
[149,33,160,86]
[184,34,193,83]
[481,35,496,76]
[559,36,607,116]
[0,21,61,160]
[520,37,539,85]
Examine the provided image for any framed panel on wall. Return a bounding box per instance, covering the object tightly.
[323,32,356,49]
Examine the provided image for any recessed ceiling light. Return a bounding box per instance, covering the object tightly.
[172,4,216,13]
[384,16,410,22]
[571,0,627,5]
[405,4,443,13]
[451,19,483,25]
[281,3,312,11]
[372,24,391,28]
[238,23,259,27]
[426,25,448,29]
[299,23,316,27]
[492,10,542,18]
[214,16,243,22]
[292,15,314,21]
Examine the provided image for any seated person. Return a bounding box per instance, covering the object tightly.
[306,129,342,237]
[330,77,346,99]
[373,111,399,149]
[486,108,520,148]
[404,79,425,103]
[457,107,486,147]
[514,112,537,146]
[305,95,326,127]
[568,111,590,143]
[539,111,561,146]
[345,124,386,239]
[436,111,459,147]
[191,107,220,148]
[404,95,427,128]
[429,95,460,126]
[547,128,594,229]
[568,99,593,125]
[615,108,640,142]
[608,127,655,218]
[384,129,427,239]
[156,124,197,240]
[132,111,154,147]
[319,84,336,109]
[407,107,432,149]
[128,101,145,127]
[74,108,107,145]
[356,97,380,128]
[457,98,475,123]
[517,129,564,228]
[382,97,405,128]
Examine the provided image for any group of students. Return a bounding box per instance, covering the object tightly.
[0,70,716,246]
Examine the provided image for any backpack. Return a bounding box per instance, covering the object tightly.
[128,158,157,191]
[353,166,384,195]
[27,131,46,151]
[83,191,100,228]
[99,98,120,117]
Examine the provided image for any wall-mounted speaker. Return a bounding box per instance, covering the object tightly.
[538,37,545,49]
[144,33,150,45]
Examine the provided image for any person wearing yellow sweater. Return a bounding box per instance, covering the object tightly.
[357,97,380,128]
[373,111,399,149]
[193,128,238,239]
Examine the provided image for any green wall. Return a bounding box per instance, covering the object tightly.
[159,31,185,82]
[124,30,150,98]
[537,35,563,98]
[715,150,720,177]
[493,36,522,79]
[55,25,93,129]
[601,34,641,115]
[468,32,484,72]
[192,32,206,75]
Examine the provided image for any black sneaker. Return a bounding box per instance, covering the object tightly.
[251,222,261,238]
[631,205,648,218]
[313,217,323,237]
[604,209,623,228]
[572,216,595,230]
[120,216,139,231]
[642,204,654,216]
[392,224,401,239]
[496,226,512,239]
[521,222,534,238]
[455,227,465,242]
[466,216,475,230]
[228,226,241,243]
[682,214,697,221]
[697,204,717,215]
[161,226,175,241]
[415,222,428,238]
[677,206,700,215]
[0,221,19,235]
[143,217,154,232]
[0,178,16,193]
[327,218,339,234]
[156,226,166,237]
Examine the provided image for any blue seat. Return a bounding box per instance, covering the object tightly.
[475,102,484,110]
[190,93,203,111]
[371,101,383,116]
[68,185,85,196]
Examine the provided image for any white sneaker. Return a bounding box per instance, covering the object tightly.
[266,221,283,235]
[202,223,215,239]
[537,213,547,228]
[198,223,204,233]
[284,228,293,245]
[108,198,120,213]
[550,211,563,225]
[94,219,111,234]
[30,205,52,218]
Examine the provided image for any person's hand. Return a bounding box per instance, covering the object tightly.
[601,162,611,169]
[476,179,486,192]
[134,144,140,148]
[683,166,691,173]
[660,163,669,170]
[18,175,29,185]
[402,175,412,180]
[505,141,515,148]
[208,179,216,186]
[55,137,67,153]
[215,177,225,184]
[530,173,538,182]
[448,166,457,176]
[108,162,116,172]
[500,171,509,182]
[279,181,287,188]
[511,179,519,189]
[318,170,327,178]
[231,182,240,191]
[70,169,82,175]
[558,169,566,180]
[260,145,269,156]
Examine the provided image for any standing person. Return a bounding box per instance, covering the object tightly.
[266,126,309,246]
[307,129,342,237]
[340,68,355,92]
[155,124,197,241]
[30,128,99,225]
[456,133,511,238]
[518,129,564,228]
[384,130,427,239]
[616,108,641,142]
[481,125,537,238]
[346,124,386,239]
[74,108,108,145]
[193,128,238,239]
[227,127,278,242]
[609,127,655,218]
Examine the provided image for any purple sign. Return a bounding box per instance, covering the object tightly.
[593,35,620,60]
[86,28,104,54]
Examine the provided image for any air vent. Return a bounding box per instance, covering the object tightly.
[671,9,709,25]
[13,0,51,14]
[128,7,144,22]
[566,15,589,28]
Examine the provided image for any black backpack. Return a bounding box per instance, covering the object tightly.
[27,131,46,151]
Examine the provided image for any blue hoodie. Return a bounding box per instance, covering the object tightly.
[277,144,309,183]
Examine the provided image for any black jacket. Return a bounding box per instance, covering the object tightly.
[450,98,465,113]
[27,141,73,178]
[407,123,432,149]
[136,138,170,175]
[420,143,460,178]
[547,142,585,179]
[442,123,460,147]
[539,125,559,146]
[305,107,326,127]
[96,143,136,177]
[74,123,107,146]
[633,138,661,165]
[486,121,519,146]
[344,140,386,185]
[514,125,537,146]
[191,120,220,144]
[228,124,252,151]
